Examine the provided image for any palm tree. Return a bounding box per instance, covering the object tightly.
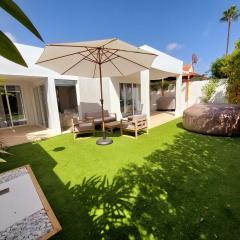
[220,5,240,55]
[0,0,43,67]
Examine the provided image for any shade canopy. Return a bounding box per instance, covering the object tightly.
[36,38,157,78]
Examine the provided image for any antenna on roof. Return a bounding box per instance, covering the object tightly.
[192,53,198,72]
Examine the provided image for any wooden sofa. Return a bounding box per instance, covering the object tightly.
[84,110,117,126]
[72,118,95,138]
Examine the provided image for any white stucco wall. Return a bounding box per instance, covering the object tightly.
[140,70,150,118]
[181,79,227,111]
[0,43,78,80]
[210,79,227,103]
[0,43,78,132]
[45,78,61,133]
[140,45,183,76]
[0,43,184,132]
[181,80,209,110]
[77,77,112,118]
[108,78,121,119]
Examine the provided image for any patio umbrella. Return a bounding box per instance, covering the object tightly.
[36,38,157,145]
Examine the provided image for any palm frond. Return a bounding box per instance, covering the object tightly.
[220,5,240,22]
[0,148,10,163]
[0,0,43,41]
[0,158,6,163]
[0,31,27,67]
[220,15,228,22]
[0,149,11,155]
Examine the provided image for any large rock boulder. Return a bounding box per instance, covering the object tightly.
[183,103,240,136]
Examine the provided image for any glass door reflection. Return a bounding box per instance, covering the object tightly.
[0,85,26,128]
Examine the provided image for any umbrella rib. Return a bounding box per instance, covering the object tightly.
[109,60,124,76]
[102,56,119,64]
[36,48,94,64]
[110,51,150,69]
[101,38,117,47]
[101,49,118,64]
[49,44,157,56]
[104,47,157,56]
[86,47,98,62]
[61,49,97,75]
[78,52,97,63]
[102,51,124,76]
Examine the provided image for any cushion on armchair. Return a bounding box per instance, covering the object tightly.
[74,122,94,132]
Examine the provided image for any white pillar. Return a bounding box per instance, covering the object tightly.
[109,78,121,120]
[75,79,82,119]
[46,77,61,133]
[140,70,150,118]
[175,74,183,116]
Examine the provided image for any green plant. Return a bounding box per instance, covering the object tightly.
[220,5,240,55]
[211,56,228,79]
[0,149,9,163]
[150,80,175,96]
[0,137,11,162]
[0,0,43,67]
[0,140,10,162]
[202,79,220,103]
[223,40,240,103]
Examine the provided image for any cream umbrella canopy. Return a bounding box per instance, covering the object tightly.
[36,38,157,145]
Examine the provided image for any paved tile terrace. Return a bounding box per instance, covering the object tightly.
[0,111,177,147]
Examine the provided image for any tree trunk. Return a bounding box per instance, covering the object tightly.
[226,20,231,55]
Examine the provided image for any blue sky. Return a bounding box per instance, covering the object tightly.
[1,0,240,74]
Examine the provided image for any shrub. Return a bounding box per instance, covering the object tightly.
[201,79,220,103]
[223,40,240,103]
[211,56,228,79]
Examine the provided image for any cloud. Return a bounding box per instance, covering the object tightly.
[166,42,183,51]
[4,32,17,42]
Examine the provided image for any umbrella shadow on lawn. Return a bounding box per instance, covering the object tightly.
[67,130,240,239]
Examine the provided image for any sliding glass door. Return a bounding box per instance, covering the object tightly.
[0,85,26,128]
[120,83,141,117]
[0,85,11,128]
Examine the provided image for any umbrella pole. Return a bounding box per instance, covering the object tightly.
[96,62,113,145]
[99,63,105,133]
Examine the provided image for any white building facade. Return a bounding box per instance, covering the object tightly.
[0,43,184,135]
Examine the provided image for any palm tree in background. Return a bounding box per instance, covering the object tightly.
[0,0,43,67]
[220,5,240,55]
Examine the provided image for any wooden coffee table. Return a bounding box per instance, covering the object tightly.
[105,121,120,133]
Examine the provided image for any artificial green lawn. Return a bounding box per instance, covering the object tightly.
[1,118,240,239]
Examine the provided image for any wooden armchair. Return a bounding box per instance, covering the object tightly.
[120,114,148,139]
[72,117,95,139]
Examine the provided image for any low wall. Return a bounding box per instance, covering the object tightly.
[181,79,227,112]
[151,79,227,114]
[210,79,227,104]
